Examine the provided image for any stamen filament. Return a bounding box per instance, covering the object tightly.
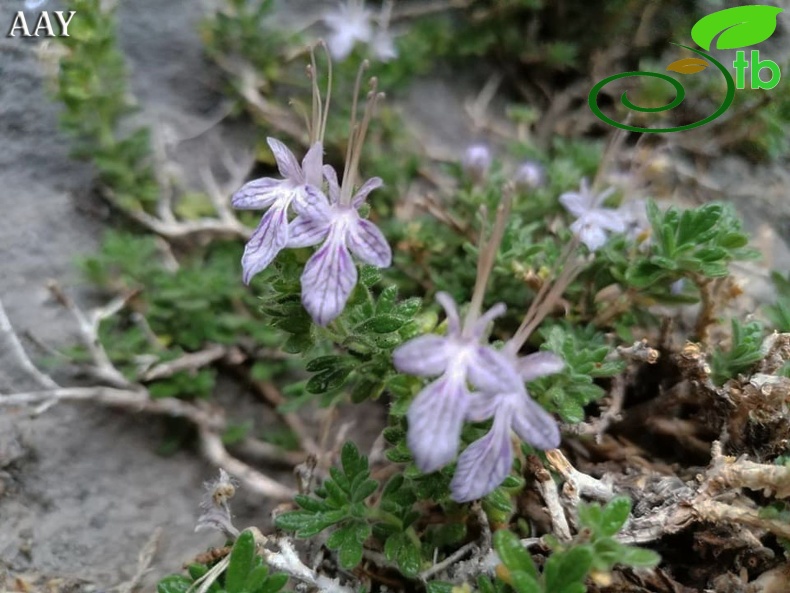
[319,41,333,143]
[509,234,582,352]
[465,187,513,330]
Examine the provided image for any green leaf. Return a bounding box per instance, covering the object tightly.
[243,565,269,593]
[577,502,603,532]
[226,531,256,593]
[157,575,192,593]
[600,497,632,537]
[617,545,661,568]
[426,582,454,593]
[341,442,368,478]
[259,573,289,593]
[355,314,407,334]
[691,5,783,50]
[306,366,353,394]
[493,530,538,578]
[187,563,208,581]
[326,521,371,570]
[544,545,593,591]
[305,355,348,373]
[509,570,542,593]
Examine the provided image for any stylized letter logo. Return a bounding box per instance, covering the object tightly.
[589,5,783,133]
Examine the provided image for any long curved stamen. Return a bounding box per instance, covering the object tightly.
[319,41,333,143]
[339,60,370,205]
[465,186,513,330]
[308,48,322,144]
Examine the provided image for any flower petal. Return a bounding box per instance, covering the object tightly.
[347,219,392,268]
[450,412,513,502]
[559,191,588,217]
[470,302,507,338]
[267,137,302,180]
[510,393,560,450]
[466,392,499,422]
[407,375,469,473]
[393,334,450,377]
[301,142,324,188]
[518,352,565,382]
[231,177,282,210]
[588,209,626,233]
[287,215,331,248]
[467,346,523,394]
[351,177,383,207]
[294,185,331,219]
[435,292,461,336]
[241,201,290,284]
[300,231,357,326]
[571,218,608,251]
[323,165,342,204]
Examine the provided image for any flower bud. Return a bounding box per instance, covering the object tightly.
[462,144,492,182]
[514,160,545,190]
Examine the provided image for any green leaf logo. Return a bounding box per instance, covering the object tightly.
[691,5,783,50]
[666,57,709,74]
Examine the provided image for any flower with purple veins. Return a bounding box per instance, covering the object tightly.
[393,293,524,473]
[289,166,391,326]
[559,178,626,251]
[450,351,564,502]
[232,139,324,284]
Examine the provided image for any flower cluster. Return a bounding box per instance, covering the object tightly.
[232,55,391,326]
[393,292,564,502]
[323,0,397,62]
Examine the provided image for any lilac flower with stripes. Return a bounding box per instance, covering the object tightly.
[232,139,324,284]
[231,47,333,285]
[288,72,392,326]
[289,166,391,326]
[450,351,563,503]
[559,178,626,251]
[392,293,524,473]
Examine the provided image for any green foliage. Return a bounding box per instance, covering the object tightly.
[765,271,790,332]
[200,0,295,88]
[491,498,659,593]
[528,324,625,423]
[276,443,421,572]
[626,201,756,289]
[157,531,288,593]
[56,0,158,211]
[711,319,765,385]
[81,231,287,398]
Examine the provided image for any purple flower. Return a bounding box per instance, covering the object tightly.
[559,179,626,251]
[514,160,545,190]
[323,1,397,62]
[290,166,391,326]
[462,144,492,182]
[393,293,523,473]
[232,138,323,284]
[324,1,374,61]
[450,351,563,502]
